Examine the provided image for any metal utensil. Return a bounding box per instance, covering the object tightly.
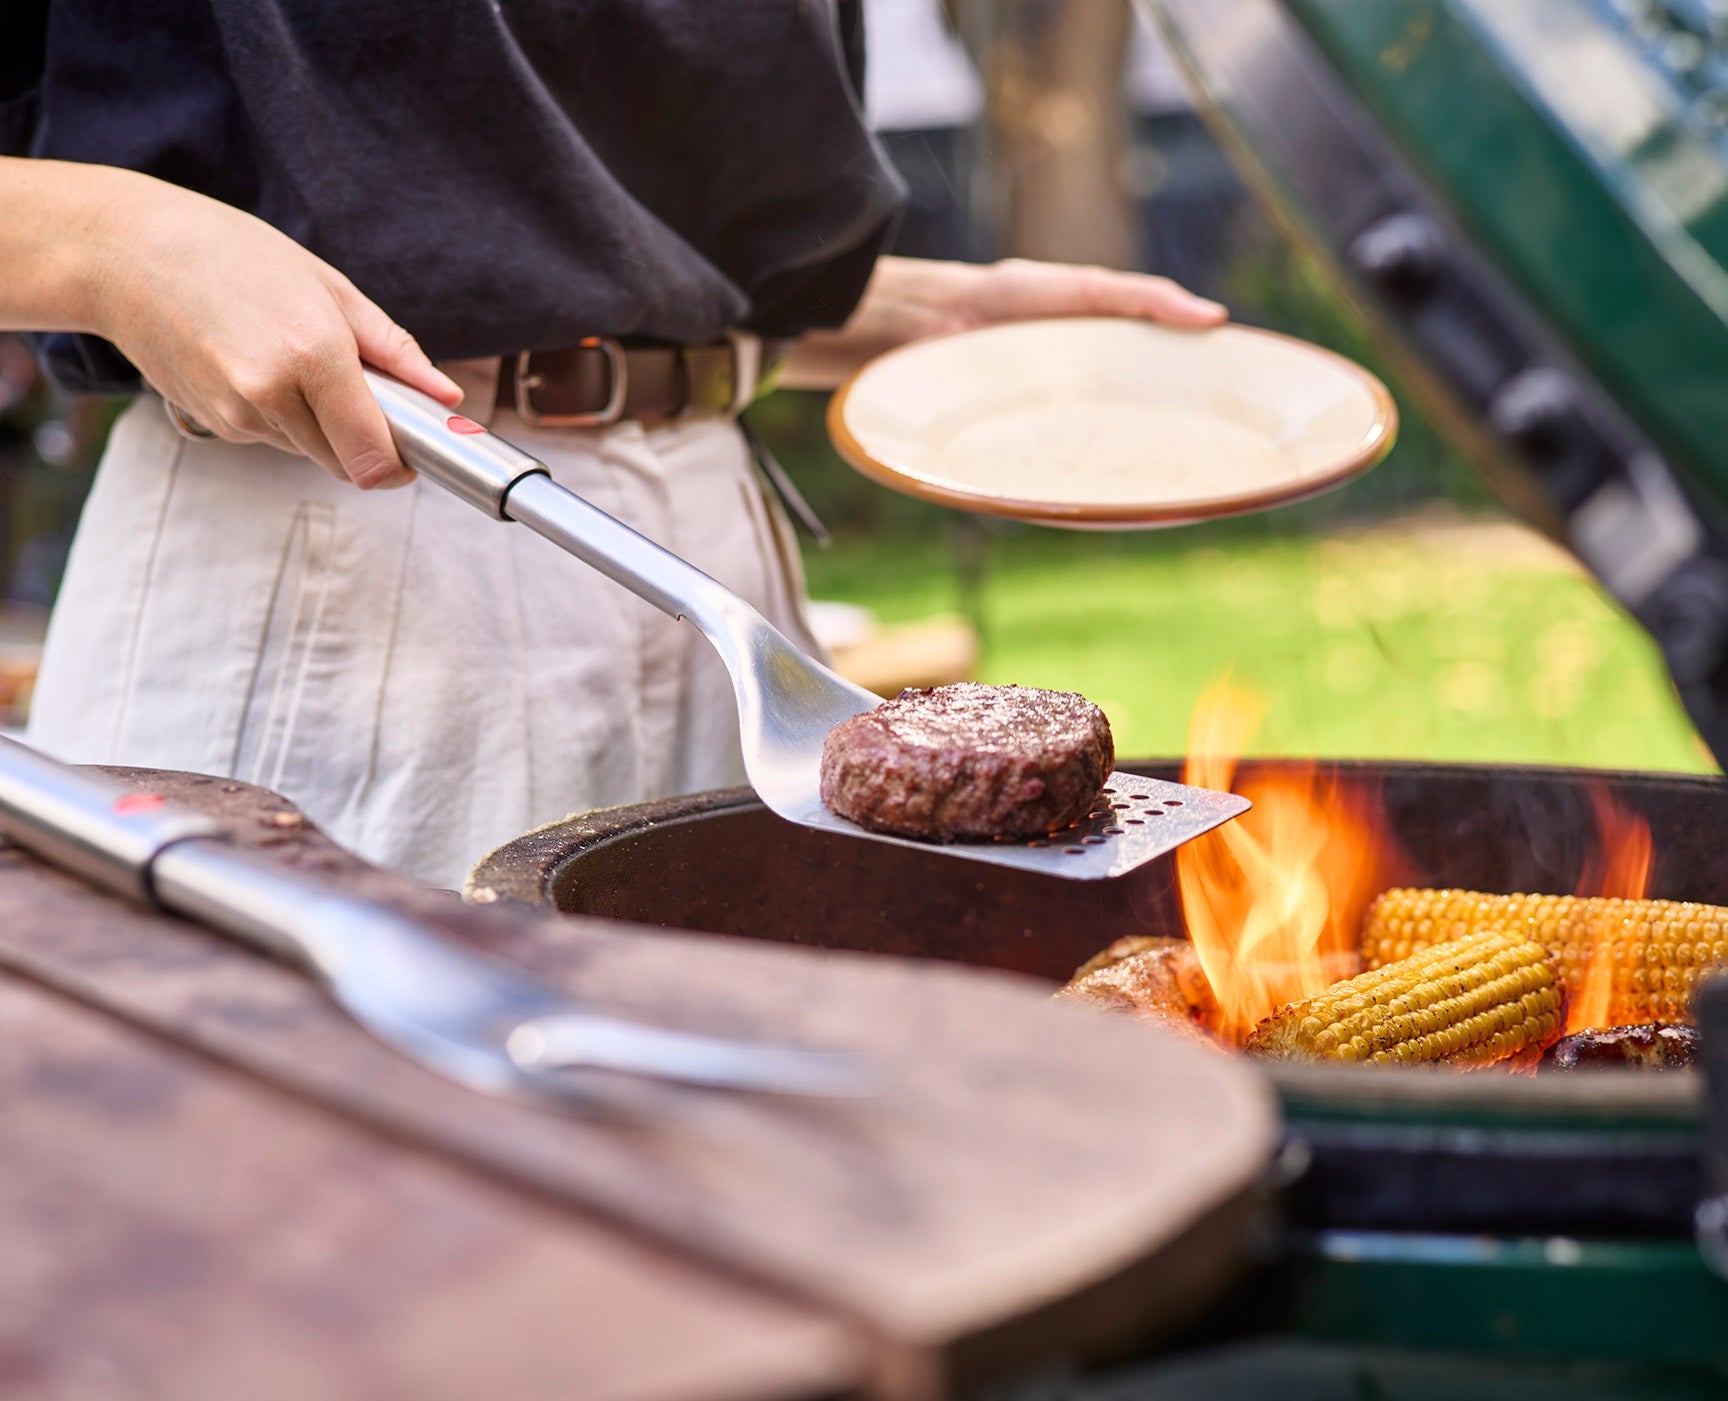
[366,372,1249,879]
[0,736,871,1103]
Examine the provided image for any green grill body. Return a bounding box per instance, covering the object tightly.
[1153,0,1728,763]
[1292,0,1728,508]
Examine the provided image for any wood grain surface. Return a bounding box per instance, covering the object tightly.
[0,970,857,1401]
[0,768,1279,1397]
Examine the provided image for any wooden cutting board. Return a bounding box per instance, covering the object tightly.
[0,971,856,1401]
[0,768,1278,1400]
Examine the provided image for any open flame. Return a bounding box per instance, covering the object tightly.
[1172,675,1658,1045]
[1566,788,1653,1034]
[1176,678,1397,1046]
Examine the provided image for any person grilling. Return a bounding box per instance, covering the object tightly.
[0,1,1226,887]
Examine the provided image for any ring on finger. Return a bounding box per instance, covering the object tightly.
[162,400,219,441]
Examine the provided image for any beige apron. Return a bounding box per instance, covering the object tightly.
[27,393,817,888]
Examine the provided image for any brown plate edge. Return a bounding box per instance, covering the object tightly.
[825,321,1401,529]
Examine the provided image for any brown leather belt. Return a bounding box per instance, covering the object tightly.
[495,334,783,428]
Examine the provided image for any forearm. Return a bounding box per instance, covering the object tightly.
[0,156,147,337]
[0,155,457,488]
[778,256,967,391]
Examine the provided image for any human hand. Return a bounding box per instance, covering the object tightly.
[85,169,460,488]
[781,254,1226,390]
[889,255,1227,338]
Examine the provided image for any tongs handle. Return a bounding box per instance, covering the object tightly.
[0,736,338,971]
[0,737,870,1100]
[0,736,223,903]
[366,371,747,639]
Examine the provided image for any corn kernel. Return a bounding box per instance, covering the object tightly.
[1246,931,1561,1067]
[1363,889,1728,1027]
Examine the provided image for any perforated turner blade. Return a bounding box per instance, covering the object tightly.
[368,373,1249,881]
[782,770,1249,880]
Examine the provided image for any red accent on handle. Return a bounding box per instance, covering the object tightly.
[113,793,167,815]
[447,415,485,435]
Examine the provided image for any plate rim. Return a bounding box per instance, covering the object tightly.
[825,318,1400,528]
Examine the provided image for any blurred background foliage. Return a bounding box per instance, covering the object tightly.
[0,1,1709,770]
[745,10,1706,770]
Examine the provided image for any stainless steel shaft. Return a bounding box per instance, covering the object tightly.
[362,369,1250,882]
[366,369,775,645]
[0,736,221,902]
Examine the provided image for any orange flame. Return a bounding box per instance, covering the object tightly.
[1578,787,1653,902]
[1176,678,1392,1045]
[1565,788,1654,1034]
[1173,678,1658,1045]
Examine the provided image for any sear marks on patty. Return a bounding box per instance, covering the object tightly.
[819,682,1113,840]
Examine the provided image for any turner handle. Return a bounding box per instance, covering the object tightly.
[366,371,746,635]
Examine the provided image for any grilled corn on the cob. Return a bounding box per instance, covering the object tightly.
[1362,889,1728,1025]
[1245,930,1563,1066]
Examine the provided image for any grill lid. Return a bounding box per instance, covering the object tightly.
[1148,0,1728,759]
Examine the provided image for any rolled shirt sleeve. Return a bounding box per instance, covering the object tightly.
[0,0,47,154]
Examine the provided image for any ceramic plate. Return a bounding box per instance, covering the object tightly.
[826,317,1398,529]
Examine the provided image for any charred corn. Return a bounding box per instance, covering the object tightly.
[1362,889,1728,1025]
[1245,930,1563,1066]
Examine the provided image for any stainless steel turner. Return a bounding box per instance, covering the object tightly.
[367,372,1248,880]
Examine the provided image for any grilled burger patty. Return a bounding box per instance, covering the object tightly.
[819,683,1114,840]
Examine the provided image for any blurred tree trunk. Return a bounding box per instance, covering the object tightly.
[945,0,1137,268]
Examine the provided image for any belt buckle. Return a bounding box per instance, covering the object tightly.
[514,338,627,428]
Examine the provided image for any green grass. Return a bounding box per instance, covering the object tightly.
[802,514,1714,773]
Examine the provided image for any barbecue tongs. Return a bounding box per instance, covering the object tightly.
[365,372,1249,880]
[0,736,869,1104]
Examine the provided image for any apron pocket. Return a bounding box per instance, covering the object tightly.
[232,501,337,791]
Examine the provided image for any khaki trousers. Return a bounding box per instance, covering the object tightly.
[28,394,817,888]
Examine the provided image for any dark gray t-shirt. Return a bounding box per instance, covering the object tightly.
[2,0,906,392]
